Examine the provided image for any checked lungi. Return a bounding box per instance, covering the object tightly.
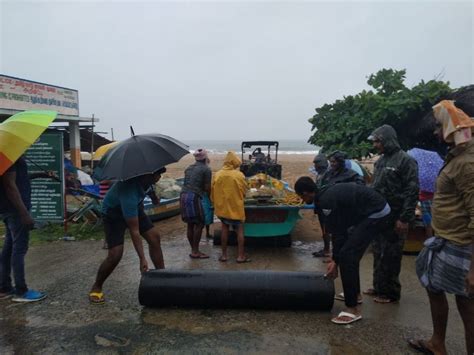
[416,236,472,298]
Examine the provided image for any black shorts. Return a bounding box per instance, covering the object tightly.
[103,207,154,248]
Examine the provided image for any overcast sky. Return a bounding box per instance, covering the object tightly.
[1,1,472,142]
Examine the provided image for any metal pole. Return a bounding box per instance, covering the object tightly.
[111,127,114,141]
[90,114,95,169]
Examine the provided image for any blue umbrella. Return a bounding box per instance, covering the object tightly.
[408,148,444,193]
[345,159,364,176]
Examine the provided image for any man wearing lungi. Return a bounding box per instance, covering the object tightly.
[409,100,474,355]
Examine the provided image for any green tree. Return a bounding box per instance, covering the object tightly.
[308,69,452,158]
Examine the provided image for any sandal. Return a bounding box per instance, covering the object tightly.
[218,256,228,262]
[363,288,377,296]
[374,296,398,304]
[312,250,330,258]
[334,292,363,304]
[331,311,362,325]
[89,291,105,305]
[236,257,251,263]
[189,253,210,259]
[407,339,435,354]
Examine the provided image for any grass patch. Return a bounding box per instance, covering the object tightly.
[0,222,104,248]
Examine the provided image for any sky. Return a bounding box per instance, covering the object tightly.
[1,0,473,142]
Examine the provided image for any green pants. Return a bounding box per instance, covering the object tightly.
[372,219,406,301]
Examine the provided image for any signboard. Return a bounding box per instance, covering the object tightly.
[25,132,65,222]
[0,74,79,116]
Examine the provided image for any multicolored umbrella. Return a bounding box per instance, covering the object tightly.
[93,141,119,160]
[408,148,444,193]
[0,110,57,175]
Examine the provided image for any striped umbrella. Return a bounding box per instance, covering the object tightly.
[0,110,57,175]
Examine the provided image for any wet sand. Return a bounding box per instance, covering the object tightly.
[0,154,466,353]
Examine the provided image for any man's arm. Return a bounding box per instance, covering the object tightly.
[456,163,474,296]
[147,186,160,205]
[203,168,212,195]
[398,156,419,227]
[125,217,148,272]
[2,171,34,226]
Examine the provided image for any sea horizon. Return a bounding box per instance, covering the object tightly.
[182,139,320,155]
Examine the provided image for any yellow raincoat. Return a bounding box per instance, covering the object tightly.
[211,151,248,221]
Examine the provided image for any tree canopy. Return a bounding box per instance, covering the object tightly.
[308,69,452,158]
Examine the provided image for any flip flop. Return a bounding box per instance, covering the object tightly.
[0,291,14,300]
[312,250,330,258]
[218,256,228,262]
[363,288,377,296]
[374,296,398,304]
[189,254,210,259]
[236,257,251,263]
[334,292,363,304]
[89,291,105,305]
[331,311,362,325]
[407,339,435,354]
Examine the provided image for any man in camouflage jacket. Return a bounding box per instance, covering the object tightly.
[367,124,419,303]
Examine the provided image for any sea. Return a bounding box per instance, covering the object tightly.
[183,140,319,155]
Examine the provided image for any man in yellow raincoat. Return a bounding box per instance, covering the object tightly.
[211,151,250,263]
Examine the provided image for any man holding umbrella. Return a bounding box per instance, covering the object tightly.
[89,169,166,304]
[89,133,189,304]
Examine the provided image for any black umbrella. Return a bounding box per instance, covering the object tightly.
[94,134,189,181]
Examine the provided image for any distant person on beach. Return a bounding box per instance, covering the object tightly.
[0,156,51,302]
[409,101,474,355]
[211,151,250,263]
[312,151,364,259]
[367,124,418,304]
[89,168,166,305]
[252,148,266,163]
[180,149,212,259]
[295,177,391,325]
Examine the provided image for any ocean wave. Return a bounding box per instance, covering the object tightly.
[189,150,318,155]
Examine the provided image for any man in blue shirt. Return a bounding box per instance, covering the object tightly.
[89,168,166,305]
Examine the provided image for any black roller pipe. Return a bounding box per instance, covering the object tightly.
[139,269,334,311]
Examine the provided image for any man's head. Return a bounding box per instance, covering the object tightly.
[193,148,208,163]
[294,176,317,204]
[223,151,241,169]
[368,124,399,154]
[313,153,328,174]
[139,167,166,185]
[328,151,346,171]
[432,100,474,146]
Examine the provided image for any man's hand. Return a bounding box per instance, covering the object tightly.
[325,261,338,280]
[20,212,34,229]
[395,220,409,235]
[466,268,474,296]
[140,258,149,273]
[151,195,160,205]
